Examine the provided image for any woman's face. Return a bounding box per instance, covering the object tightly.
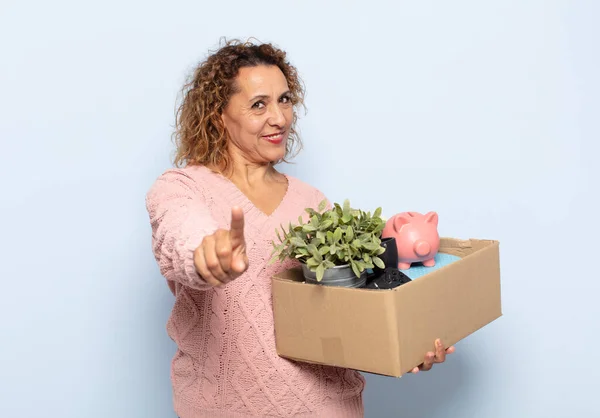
[221,65,294,165]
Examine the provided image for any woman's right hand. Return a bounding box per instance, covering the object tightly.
[193,206,249,287]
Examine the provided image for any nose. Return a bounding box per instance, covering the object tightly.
[267,103,286,127]
[414,240,431,257]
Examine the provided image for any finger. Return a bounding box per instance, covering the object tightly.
[203,235,230,284]
[229,206,245,248]
[446,345,456,354]
[419,352,435,371]
[214,229,232,273]
[194,244,222,287]
[434,339,446,363]
[410,366,420,374]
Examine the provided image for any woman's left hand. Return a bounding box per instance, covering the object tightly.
[410,339,455,373]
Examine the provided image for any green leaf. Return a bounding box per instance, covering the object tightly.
[307,244,322,261]
[316,263,325,282]
[289,237,306,247]
[323,260,336,269]
[318,199,328,212]
[330,211,339,227]
[310,215,319,227]
[316,230,325,243]
[362,241,381,251]
[343,199,350,216]
[320,219,333,230]
[345,226,354,241]
[319,246,330,256]
[326,231,334,244]
[333,227,342,242]
[302,224,316,232]
[305,208,317,217]
[373,256,385,269]
[306,257,319,268]
[350,259,361,278]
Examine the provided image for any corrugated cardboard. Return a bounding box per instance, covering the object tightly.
[271,237,502,377]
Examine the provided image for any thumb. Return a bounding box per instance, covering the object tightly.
[229,206,245,249]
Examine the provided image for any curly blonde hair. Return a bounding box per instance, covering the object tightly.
[172,38,305,172]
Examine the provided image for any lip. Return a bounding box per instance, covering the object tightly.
[262,131,286,144]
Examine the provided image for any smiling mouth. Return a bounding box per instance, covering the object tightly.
[262,131,285,144]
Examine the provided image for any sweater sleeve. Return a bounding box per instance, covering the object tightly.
[145,169,218,291]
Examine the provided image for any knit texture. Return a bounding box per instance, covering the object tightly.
[146,165,365,418]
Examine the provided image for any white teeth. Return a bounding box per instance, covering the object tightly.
[265,133,282,139]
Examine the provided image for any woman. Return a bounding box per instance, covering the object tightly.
[145,39,454,418]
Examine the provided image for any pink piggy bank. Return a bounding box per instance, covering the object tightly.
[382,211,440,270]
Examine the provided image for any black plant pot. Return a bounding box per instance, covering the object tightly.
[364,237,412,290]
[364,268,412,289]
[374,237,399,273]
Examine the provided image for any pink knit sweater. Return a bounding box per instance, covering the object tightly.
[145,165,365,418]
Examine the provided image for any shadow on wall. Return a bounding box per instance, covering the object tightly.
[362,343,476,418]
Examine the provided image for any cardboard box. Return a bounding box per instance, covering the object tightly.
[271,237,502,377]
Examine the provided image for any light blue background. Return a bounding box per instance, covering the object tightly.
[1,1,598,417]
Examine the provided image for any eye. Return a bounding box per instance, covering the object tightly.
[251,101,265,109]
[280,94,292,105]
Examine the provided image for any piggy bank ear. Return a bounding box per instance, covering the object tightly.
[424,211,438,226]
[393,213,412,232]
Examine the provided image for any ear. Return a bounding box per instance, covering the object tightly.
[424,211,438,226]
[393,213,412,232]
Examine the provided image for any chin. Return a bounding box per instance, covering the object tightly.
[262,140,286,157]
[269,151,286,162]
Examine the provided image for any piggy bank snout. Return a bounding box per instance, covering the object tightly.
[414,240,431,256]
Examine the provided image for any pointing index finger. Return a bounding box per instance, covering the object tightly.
[229,206,245,245]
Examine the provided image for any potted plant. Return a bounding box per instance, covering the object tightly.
[270,199,387,288]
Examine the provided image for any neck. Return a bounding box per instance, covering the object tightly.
[218,147,278,187]
[230,161,274,186]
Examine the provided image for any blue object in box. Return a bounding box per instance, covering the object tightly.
[400,252,461,279]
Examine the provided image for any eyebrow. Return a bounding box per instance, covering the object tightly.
[249,90,291,103]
